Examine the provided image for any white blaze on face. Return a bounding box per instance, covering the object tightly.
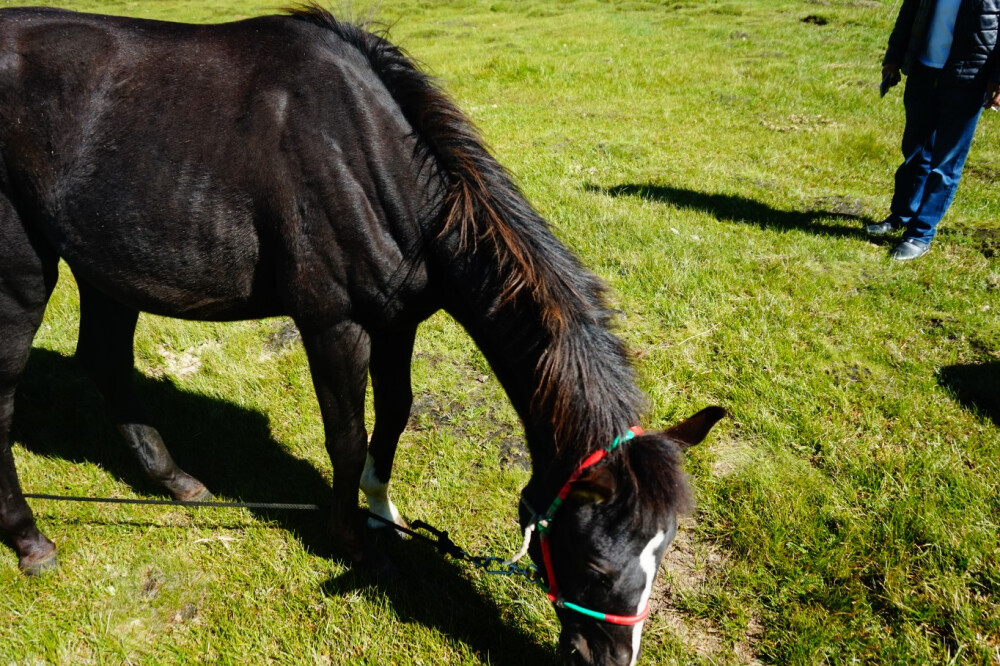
[360,454,402,527]
[629,530,666,666]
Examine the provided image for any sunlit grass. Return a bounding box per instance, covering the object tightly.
[1,1,998,664]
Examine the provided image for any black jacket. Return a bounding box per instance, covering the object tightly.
[884,0,1000,86]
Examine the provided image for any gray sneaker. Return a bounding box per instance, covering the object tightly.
[891,239,930,261]
[866,217,902,236]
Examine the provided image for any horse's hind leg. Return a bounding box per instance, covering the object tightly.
[361,328,416,530]
[0,202,59,574]
[75,280,211,501]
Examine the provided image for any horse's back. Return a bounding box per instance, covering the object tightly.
[0,9,434,323]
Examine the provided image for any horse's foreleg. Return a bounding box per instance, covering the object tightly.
[299,321,372,565]
[0,203,58,574]
[75,281,211,501]
[362,327,417,530]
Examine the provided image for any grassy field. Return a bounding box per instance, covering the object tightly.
[1,0,998,663]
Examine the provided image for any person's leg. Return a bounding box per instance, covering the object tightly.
[902,84,985,244]
[889,67,940,228]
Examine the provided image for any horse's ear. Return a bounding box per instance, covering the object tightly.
[568,464,616,504]
[664,406,726,449]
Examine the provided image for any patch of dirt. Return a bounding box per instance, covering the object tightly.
[735,176,779,191]
[155,343,211,379]
[714,92,752,106]
[653,518,762,663]
[644,435,762,660]
[409,392,528,470]
[810,195,867,218]
[972,227,1000,259]
[761,114,841,132]
[826,362,874,387]
[963,162,1000,183]
[141,568,164,599]
[498,437,531,471]
[807,0,877,5]
[802,14,829,25]
[259,319,301,360]
[710,434,758,479]
[168,602,198,625]
[409,395,464,428]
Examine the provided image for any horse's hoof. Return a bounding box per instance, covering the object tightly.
[20,549,57,576]
[174,482,213,502]
[366,515,410,536]
[186,487,214,502]
[168,471,213,502]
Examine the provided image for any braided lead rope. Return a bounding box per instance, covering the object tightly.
[24,493,541,582]
[503,522,536,566]
[24,493,322,511]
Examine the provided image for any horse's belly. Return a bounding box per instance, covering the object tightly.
[74,260,280,321]
[58,213,280,321]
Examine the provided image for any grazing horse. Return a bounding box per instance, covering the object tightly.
[0,6,724,664]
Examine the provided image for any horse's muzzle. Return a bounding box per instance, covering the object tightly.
[561,629,636,666]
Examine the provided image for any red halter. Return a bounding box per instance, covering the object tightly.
[534,426,649,625]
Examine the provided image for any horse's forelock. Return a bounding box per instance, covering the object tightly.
[612,435,693,532]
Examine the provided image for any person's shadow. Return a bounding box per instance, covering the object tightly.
[588,183,874,240]
[12,347,556,665]
[938,361,1000,427]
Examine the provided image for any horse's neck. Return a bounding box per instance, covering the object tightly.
[425,185,642,492]
[440,279,635,492]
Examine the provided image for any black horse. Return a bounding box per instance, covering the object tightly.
[0,6,723,665]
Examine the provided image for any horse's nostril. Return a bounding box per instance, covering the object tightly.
[565,633,592,664]
[613,640,637,666]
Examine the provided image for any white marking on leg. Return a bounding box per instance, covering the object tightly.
[360,454,402,528]
[630,530,666,666]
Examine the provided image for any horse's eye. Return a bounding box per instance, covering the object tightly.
[587,564,615,590]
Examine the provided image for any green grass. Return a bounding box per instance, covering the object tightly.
[2,0,999,663]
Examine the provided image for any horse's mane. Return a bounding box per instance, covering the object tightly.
[285,6,650,469]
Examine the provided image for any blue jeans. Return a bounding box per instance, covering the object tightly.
[889,64,986,244]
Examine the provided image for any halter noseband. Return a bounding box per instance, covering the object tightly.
[531,426,649,626]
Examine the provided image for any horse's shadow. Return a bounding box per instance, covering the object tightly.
[325,534,557,664]
[13,348,555,665]
[938,361,1000,428]
[588,183,874,240]
[14,348,333,555]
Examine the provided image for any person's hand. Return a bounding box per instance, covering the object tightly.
[985,81,1000,110]
[882,63,902,86]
